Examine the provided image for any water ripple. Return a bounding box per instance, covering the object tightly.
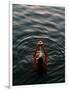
[13,4,65,85]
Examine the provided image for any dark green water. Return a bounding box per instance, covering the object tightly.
[13,4,65,85]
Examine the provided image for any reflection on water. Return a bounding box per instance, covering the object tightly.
[13,4,65,85]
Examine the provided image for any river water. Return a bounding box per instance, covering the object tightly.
[13,4,65,85]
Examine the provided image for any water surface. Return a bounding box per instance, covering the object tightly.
[13,4,65,85]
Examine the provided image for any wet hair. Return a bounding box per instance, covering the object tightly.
[38,57,43,64]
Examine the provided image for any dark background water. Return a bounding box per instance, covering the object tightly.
[13,4,65,85]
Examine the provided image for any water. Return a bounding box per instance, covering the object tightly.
[13,4,65,85]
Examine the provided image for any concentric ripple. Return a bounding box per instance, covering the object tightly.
[13,4,65,85]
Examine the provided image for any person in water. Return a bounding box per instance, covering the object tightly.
[33,40,47,73]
